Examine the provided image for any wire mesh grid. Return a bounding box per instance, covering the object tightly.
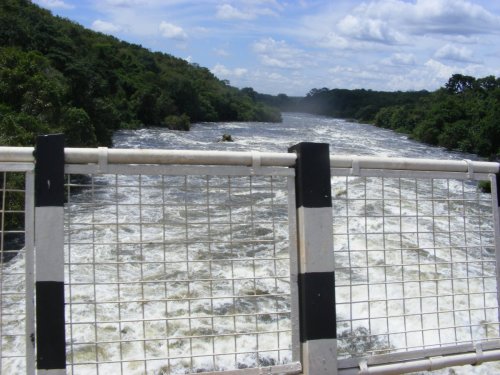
[0,170,33,374]
[332,175,499,360]
[64,171,293,375]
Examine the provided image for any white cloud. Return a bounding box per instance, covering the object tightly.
[384,53,416,66]
[253,38,305,69]
[91,19,122,33]
[211,64,248,78]
[337,14,403,44]
[351,0,500,36]
[34,0,73,9]
[214,48,230,57]
[215,2,280,20]
[304,0,500,53]
[434,43,475,62]
[216,4,255,20]
[316,32,350,50]
[159,21,188,41]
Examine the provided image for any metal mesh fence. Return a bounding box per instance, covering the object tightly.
[0,169,34,375]
[64,171,295,375]
[332,175,500,363]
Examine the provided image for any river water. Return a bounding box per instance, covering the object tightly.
[114,112,478,159]
[2,113,498,375]
[111,112,498,374]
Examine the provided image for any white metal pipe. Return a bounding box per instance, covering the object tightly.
[64,148,297,167]
[331,155,499,174]
[0,146,35,162]
[339,349,500,375]
[0,146,498,173]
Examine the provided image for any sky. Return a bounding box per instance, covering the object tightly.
[33,0,500,96]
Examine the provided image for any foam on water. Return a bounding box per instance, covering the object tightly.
[2,113,498,374]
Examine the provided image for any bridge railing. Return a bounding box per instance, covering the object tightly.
[330,156,500,374]
[0,158,35,375]
[1,137,500,375]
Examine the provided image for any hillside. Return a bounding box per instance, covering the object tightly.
[0,0,281,147]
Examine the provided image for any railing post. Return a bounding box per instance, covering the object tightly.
[288,142,337,375]
[34,134,66,374]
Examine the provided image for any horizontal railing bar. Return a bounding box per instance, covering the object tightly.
[67,355,296,366]
[188,362,302,375]
[65,164,296,177]
[65,293,289,304]
[67,350,291,364]
[64,259,290,266]
[65,329,292,346]
[331,155,499,174]
[339,348,500,375]
[66,312,291,325]
[338,340,500,368]
[66,148,297,167]
[1,146,499,173]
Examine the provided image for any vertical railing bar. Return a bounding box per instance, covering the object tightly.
[424,178,434,348]
[384,177,393,351]
[25,170,36,375]
[346,176,353,338]
[183,176,194,373]
[138,174,147,374]
[206,175,216,370]
[270,176,280,363]
[364,177,372,348]
[0,172,5,375]
[161,175,170,374]
[115,174,124,375]
[91,173,99,374]
[476,180,486,333]
[466,182,475,342]
[66,174,74,373]
[441,178,452,348]
[287,175,300,363]
[490,173,500,325]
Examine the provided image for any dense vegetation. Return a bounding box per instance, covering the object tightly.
[287,75,499,159]
[297,88,429,122]
[374,75,500,159]
[0,0,281,148]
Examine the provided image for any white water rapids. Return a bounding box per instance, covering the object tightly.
[2,113,499,375]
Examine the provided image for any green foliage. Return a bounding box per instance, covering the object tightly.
[298,87,429,121]
[302,73,500,159]
[163,114,190,131]
[371,74,500,158]
[0,0,281,147]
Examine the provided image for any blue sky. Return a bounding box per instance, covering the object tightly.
[34,0,500,96]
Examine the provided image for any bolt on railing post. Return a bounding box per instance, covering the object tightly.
[34,134,66,374]
[288,142,337,375]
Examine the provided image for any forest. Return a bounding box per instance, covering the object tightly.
[286,75,500,159]
[0,0,281,148]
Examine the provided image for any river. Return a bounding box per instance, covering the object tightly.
[114,112,481,160]
[112,112,497,374]
[2,113,498,375]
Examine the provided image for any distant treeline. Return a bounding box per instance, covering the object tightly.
[262,75,500,159]
[374,75,500,158]
[0,0,281,147]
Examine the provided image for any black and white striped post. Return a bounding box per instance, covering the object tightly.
[34,134,66,374]
[288,142,337,374]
